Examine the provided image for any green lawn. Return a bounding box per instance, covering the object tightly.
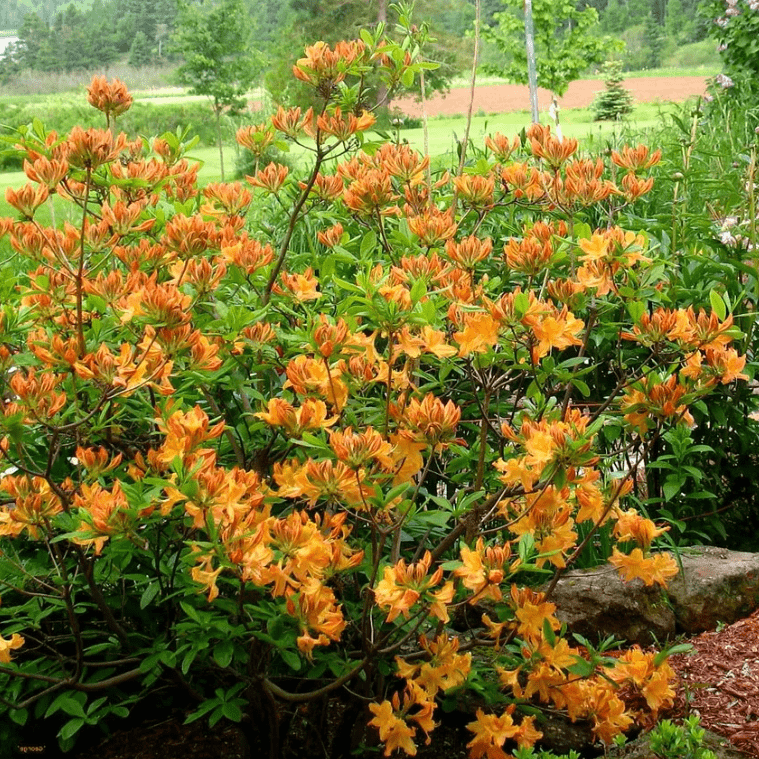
[0,99,677,217]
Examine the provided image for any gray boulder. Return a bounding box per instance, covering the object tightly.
[545,546,759,645]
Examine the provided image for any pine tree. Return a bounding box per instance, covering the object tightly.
[592,60,634,121]
[129,30,152,67]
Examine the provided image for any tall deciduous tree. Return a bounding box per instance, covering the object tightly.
[172,0,260,180]
[483,0,613,98]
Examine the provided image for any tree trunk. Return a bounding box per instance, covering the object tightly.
[524,0,539,124]
[374,0,388,110]
[215,106,225,181]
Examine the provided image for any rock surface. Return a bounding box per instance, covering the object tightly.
[545,546,759,646]
[666,545,759,634]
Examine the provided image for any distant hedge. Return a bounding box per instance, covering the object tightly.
[0,100,251,170]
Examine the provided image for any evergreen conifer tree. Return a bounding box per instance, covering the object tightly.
[592,60,634,121]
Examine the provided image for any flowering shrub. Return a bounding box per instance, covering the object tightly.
[0,34,748,759]
[704,0,759,90]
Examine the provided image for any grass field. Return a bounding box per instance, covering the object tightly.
[0,96,678,219]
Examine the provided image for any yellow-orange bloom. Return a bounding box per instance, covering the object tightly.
[611,144,662,172]
[247,162,289,194]
[256,397,337,437]
[455,538,515,603]
[374,551,452,623]
[609,547,679,586]
[5,183,49,219]
[400,393,462,450]
[87,75,133,119]
[0,633,25,664]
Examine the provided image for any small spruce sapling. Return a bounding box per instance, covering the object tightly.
[592,60,634,121]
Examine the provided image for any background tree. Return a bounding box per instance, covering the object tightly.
[172,0,260,180]
[591,59,634,119]
[643,11,664,68]
[482,0,613,99]
[129,30,152,67]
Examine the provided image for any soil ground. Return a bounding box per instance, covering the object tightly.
[392,76,710,117]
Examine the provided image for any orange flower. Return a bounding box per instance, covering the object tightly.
[279,267,321,302]
[509,585,560,644]
[5,183,49,219]
[313,315,349,358]
[72,480,132,555]
[467,706,542,759]
[87,75,133,119]
[271,105,314,138]
[202,181,253,216]
[163,213,217,258]
[0,633,25,664]
[485,132,520,161]
[190,555,223,602]
[330,426,394,469]
[621,172,655,201]
[343,169,400,217]
[285,459,370,508]
[293,40,365,88]
[611,144,662,172]
[304,172,344,201]
[256,398,337,437]
[609,547,679,586]
[236,123,275,155]
[379,143,430,185]
[286,578,346,658]
[445,235,492,270]
[66,126,127,170]
[317,108,375,141]
[455,538,514,603]
[374,551,453,623]
[500,162,547,201]
[621,375,694,434]
[23,156,69,189]
[221,234,274,275]
[407,208,458,247]
[613,508,668,549]
[369,684,436,757]
[246,162,289,194]
[453,312,500,356]
[529,306,584,360]
[317,222,344,248]
[396,633,471,696]
[400,393,462,450]
[530,132,578,170]
[0,474,64,539]
[75,446,123,479]
[452,173,494,210]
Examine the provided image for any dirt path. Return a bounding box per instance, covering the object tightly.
[392,76,710,117]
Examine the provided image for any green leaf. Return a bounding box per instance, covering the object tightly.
[360,230,377,259]
[542,618,557,647]
[662,478,685,502]
[140,582,159,610]
[59,718,85,741]
[213,639,234,668]
[627,301,646,323]
[709,289,727,321]
[654,643,693,668]
[221,702,243,722]
[567,656,595,677]
[280,649,302,671]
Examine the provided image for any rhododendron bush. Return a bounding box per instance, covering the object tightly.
[0,35,748,759]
